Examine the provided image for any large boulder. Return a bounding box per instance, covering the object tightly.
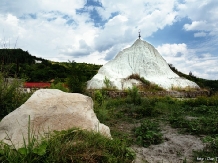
[0,89,111,148]
[87,39,199,90]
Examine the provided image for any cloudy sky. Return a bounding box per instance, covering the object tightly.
[0,0,218,80]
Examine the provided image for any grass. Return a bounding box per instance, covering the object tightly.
[93,92,218,161]
[1,79,218,162]
[134,119,163,147]
[0,73,31,118]
[0,127,135,163]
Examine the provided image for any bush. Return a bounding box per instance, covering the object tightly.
[139,77,151,86]
[0,73,31,118]
[66,76,86,93]
[203,136,218,155]
[127,74,141,80]
[127,86,141,105]
[134,120,163,147]
[125,98,160,118]
[194,135,218,159]
[127,74,150,86]
[50,82,69,92]
[0,128,135,163]
[103,76,112,89]
[94,90,104,106]
[126,74,164,91]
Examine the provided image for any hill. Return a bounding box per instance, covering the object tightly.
[1,48,217,93]
[0,49,101,82]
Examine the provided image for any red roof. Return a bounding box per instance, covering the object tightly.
[24,82,51,88]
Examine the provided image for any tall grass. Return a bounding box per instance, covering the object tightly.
[50,82,69,92]
[127,86,141,105]
[0,127,135,163]
[0,72,31,118]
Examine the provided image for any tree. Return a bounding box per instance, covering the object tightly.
[66,61,86,93]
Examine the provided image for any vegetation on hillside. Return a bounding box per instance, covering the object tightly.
[0,49,101,84]
[127,73,164,91]
[1,49,218,93]
[169,64,218,93]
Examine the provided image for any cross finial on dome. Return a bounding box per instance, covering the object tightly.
[138,29,141,39]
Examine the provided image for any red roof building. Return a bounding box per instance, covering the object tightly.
[24,82,51,88]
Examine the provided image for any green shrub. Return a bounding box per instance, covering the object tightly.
[94,90,104,106]
[134,120,163,147]
[66,76,85,93]
[103,76,112,89]
[0,73,31,118]
[126,98,160,118]
[127,74,141,80]
[94,101,110,124]
[127,86,141,105]
[126,74,164,91]
[182,96,218,107]
[139,77,151,86]
[127,74,151,88]
[194,135,218,159]
[105,98,126,109]
[203,136,218,155]
[0,127,135,163]
[50,82,69,92]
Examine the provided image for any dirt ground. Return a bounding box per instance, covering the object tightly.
[132,124,205,163]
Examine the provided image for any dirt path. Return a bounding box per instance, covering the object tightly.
[132,124,205,163]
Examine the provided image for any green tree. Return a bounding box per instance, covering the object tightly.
[66,61,86,93]
[127,86,141,105]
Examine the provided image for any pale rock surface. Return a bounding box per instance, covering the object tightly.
[0,89,111,148]
[87,39,199,90]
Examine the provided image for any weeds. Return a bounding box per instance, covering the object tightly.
[134,120,163,147]
[50,82,69,92]
[93,95,218,160]
[127,74,164,91]
[0,116,47,163]
[2,76,218,162]
[0,124,135,163]
[94,90,104,106]
[0,73,31,118]
[127,86,141,105]
[103,76,112,89]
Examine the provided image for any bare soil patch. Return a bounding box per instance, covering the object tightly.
[132,124,205,163]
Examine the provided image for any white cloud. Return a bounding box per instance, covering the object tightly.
[0,0,218,80]
[157,43,188,57]
[184,21,212,31]
[157,43,218,79]
[0,0,86,17]
[0,0,179,59]
[194,32,207,37]
[178,0,218,36]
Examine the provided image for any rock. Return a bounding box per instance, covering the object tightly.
[0,89,111,148]
[87,39,199,90]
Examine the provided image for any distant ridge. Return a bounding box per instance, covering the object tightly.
[0,49,47,65]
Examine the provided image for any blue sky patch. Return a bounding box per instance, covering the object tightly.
[147,17,196,46]
[85,0,102,7]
